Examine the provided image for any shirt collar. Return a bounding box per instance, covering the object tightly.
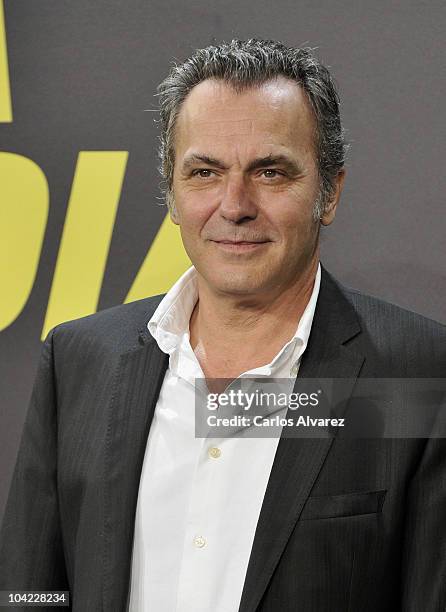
[148,266,198,355]
[148,263,321,362]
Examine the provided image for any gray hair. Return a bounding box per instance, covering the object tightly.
[157,39,347,220]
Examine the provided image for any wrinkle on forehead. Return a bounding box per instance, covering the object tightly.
[176,76,318,160]
[191,119,254,137]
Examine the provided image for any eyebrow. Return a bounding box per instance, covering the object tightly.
[246,154,304,175]
[181,153,305,175]
[182,154,229,171]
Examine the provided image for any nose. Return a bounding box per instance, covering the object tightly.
[219,174,258,223]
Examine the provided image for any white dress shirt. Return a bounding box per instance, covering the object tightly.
[128,263,321,612]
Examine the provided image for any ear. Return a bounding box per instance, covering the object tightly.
[169,202,180,225]
[320,169,345,226]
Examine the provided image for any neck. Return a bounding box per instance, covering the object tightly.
[189,256,319,378]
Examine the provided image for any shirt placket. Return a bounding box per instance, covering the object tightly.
[174,432,229,612]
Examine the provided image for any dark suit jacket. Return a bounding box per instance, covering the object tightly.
[1,266,445,611]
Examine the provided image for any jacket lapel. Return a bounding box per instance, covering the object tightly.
[238,267,365,612]
[102,333,168,612]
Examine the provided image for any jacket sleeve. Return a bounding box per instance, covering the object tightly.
[401,435,446,611]
[0,328,69,593]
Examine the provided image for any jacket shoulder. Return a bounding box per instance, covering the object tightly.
[338,281,446,375]
[50,295,165,355]
[343,284,446,336]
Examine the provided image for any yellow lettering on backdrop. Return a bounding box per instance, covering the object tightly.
[42,151,128,339]
[0,153,49,331]
[0,0,12,122]
[125,213,191,303]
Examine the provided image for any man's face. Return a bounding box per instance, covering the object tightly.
[171,76,342,297]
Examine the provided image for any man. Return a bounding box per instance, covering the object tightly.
[1,39,445,611]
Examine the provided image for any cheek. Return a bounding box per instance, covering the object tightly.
[174,188,218,231]
[257,191,316,236]
[177,192,220,248]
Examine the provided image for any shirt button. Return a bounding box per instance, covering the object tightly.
[193,535,206,548]
[290,362,299,377]
[208,446,221,459]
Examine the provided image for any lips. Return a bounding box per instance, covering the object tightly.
[212,239,269,244]
[210,239,270,253]
[214,240,266,244]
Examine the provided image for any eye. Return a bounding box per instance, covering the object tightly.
[192,168,215,178]
[261,169,282,179]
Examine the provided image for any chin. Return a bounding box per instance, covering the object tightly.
[208,269,270,296]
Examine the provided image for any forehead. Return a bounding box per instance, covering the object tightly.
[175,77,317,153]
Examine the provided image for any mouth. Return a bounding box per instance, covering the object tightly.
[211,239,270,252]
